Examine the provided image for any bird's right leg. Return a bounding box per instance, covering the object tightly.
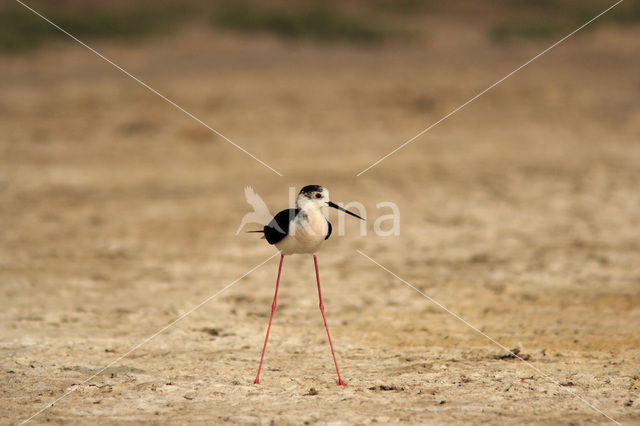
[254,254,284,384]
[313,254,347,386]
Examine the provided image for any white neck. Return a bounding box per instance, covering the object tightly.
[297,197,320,211]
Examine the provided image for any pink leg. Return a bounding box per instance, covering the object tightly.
[313,254,347,386]
[254,254,284,385]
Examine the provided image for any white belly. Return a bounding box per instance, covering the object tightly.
[275,209,328,255]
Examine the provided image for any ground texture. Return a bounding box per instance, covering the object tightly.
[1,15,640,426]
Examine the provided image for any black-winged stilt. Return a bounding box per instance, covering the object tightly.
[249,185,365,385]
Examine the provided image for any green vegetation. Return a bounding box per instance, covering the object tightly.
[371,0,437,14]
[489,22,561,43]
[600,0,640,25]
[1,0,638,53]
[0,4,186,53]
[212,4,391,44]
[0,1,395,53]
[489,0,640,43]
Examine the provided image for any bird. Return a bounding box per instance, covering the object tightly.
[248,185,365,386]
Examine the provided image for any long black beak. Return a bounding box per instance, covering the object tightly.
[327,201,365,220]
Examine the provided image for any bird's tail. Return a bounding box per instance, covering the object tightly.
[246,229,265,239]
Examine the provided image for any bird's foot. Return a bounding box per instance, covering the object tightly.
[337,379,347,386]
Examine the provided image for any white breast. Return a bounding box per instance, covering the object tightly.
[275,209,328,255]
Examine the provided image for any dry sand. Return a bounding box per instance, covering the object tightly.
[1,19,639,425]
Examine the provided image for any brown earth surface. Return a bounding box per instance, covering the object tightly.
[1,15,640,426]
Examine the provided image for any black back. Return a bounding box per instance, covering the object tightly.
[264,209,300,245]
[263,208,332,245]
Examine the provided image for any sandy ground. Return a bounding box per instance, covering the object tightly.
[1,16,640,425]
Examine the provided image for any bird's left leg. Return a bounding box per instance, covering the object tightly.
[254,254,284,384]
[313,254,347,386]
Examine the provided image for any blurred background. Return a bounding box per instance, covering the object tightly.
[1,0,639,53]
[1,0,639,423]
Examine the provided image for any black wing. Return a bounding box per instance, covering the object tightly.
[325,220,332,240]
[264,208,300,245]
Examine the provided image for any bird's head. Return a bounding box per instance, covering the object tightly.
[297,185,365,220]
[297,185,329,209]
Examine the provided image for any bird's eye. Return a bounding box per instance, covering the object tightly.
[315,193,322,199]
